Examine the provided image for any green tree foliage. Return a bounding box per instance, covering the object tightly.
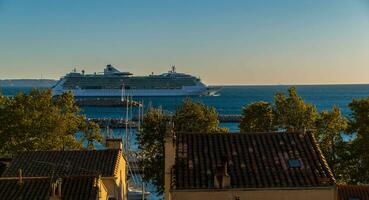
[240,102,275,132]
[137,107,167,194]
[0,89,101,155]
[315,106,349,182]
[173,98,227,133]
[0,94,6,105]
[81,121,102,150]
[274,87,317,132]
[240,87,317,133]
[347,97,369,183]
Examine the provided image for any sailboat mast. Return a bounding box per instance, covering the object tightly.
[125,95,129,152]
[121,83,125,102]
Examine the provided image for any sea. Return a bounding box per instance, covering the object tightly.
[3,85,369,131]
[2,84,369,199]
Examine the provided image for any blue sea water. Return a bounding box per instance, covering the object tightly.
[64,85,369,118]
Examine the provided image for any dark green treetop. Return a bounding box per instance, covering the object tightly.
[274,87,317,132]
[315,106,349,183]
[0,89,102,155]
[347,97,369,183]
[240,101,275,133]
[173,98,227,133]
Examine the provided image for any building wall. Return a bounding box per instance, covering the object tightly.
[98,179,108,200]
[170,188,336,200]
[118,152,127,200]
[102,152,127,200]
[102,178,117,199]
[164,130,176,200]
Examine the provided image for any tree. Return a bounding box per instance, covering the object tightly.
[136,107,167,194]
[347,97,369,183]
[0,93,9,149]
[315,106,349,182]
[80,121,102,150]
[0,89,102,155]
[274,87,317,132]
[173,98,227,133]
[240,101,275,132]
[0,93,6,105]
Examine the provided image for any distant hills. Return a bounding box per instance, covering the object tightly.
[0,79,57,88]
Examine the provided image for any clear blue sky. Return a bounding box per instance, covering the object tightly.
[1,0,369,85]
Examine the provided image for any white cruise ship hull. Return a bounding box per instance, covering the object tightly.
[52,65,222,97]
[53,85,221,97]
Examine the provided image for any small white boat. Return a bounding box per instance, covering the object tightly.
[128,185,151,200]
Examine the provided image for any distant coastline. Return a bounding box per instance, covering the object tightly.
[0,79,57,88]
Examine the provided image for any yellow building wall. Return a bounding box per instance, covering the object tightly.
[118,153,127,200]
[98,179,108,200]
[171,188,335,200]
[102,152,127,200]
[102,179,116,199]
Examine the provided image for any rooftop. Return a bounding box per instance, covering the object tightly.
[1,149,122,178]
[337,184,369,200]
[0,176,98,200]
[173,132,335,190]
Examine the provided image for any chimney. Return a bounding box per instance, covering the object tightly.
[214,156,231,189]
[50,178,62,200]
[105,138,123,150]
[164,122,175,200]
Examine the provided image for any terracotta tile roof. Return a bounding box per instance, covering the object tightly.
[173,132,335,190]
[337,184,369,200]
[2,149,121,177]
[0,176,98,200]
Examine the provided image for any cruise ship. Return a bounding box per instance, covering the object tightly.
[52,65,221,97]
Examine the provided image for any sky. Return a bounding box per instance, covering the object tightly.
[1,0,369,85]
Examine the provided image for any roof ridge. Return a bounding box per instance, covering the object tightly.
[16,148,118,153]
[307,131,336,184]
[0,175,98,180]
[112,150,122,176]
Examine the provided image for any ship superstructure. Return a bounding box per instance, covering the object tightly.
[52,65,221,97]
